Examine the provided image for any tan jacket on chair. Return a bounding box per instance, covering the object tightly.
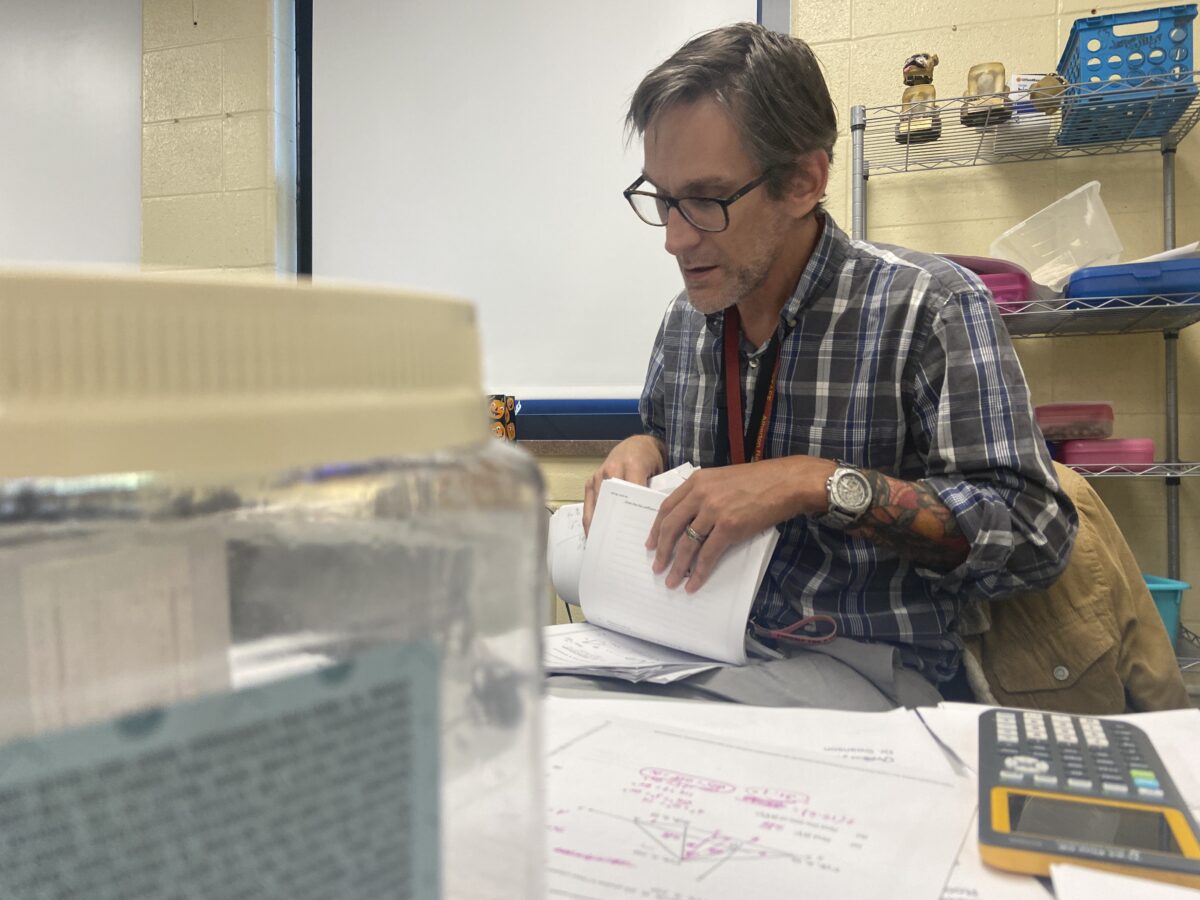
[962,463,1189,714]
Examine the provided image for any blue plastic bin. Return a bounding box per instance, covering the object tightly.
[1056,5,1198,145]
[1065,259,1200,307]
[1144,574,1190,644]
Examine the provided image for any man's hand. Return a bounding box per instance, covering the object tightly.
[647,456,834,592]
[582,434,667,534]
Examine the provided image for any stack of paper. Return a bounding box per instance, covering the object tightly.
[544,621,725,683]
[544,464,779,682]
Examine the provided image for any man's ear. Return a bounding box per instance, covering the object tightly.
[783,151,830,219]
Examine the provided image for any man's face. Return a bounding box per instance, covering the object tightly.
[642,98,791,316]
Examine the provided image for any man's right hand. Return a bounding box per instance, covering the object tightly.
[582,434,666,534]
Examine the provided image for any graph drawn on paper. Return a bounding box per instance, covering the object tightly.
[587,807,844,882]
[546,717,975,900]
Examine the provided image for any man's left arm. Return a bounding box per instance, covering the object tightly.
[850,471,969,571]
[903,287,1077,600]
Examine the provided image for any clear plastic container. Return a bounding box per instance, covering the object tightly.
[989,181,1124,290]
[1035,402,1115,439]
[0,270,545,899]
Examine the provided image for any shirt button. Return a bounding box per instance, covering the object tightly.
[748,359,759,369]
[786,318,796,328]
[1053,666,1070,682]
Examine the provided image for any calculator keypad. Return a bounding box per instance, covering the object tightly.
[989,711,1170,802]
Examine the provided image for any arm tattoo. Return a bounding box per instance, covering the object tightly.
[849,470,970,571]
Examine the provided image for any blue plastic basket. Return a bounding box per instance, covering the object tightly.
[1056,5,1198,145]
[1144,574,1190,644]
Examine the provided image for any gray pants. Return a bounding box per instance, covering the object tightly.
[547,637,944,711]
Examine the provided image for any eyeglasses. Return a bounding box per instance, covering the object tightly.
[622,171,771,233]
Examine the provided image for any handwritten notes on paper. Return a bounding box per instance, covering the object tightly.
[545,710,974,899]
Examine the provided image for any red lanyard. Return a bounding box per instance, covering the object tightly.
[723,306,781,466]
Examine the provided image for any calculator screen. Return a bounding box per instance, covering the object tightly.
[1008,794,1183,856]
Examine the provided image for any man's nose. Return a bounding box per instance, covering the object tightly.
[663,207,702,257]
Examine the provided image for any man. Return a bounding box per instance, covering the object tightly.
[579,23,1076,709]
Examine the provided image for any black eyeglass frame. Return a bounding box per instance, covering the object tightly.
[622,171,772,233]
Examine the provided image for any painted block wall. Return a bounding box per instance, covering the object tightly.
[141,0,296,277]
[798,0,1200,637]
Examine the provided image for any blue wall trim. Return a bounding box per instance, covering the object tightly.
[515,398,642,441]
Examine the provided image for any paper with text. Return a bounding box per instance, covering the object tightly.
[543,623,722,683]
[547,463,699,608]
[580,479,778,665]
[545,714,974,899]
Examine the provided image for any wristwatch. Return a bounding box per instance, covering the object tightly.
[820,462,873,528]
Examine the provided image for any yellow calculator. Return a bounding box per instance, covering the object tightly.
[978,707,1200,889]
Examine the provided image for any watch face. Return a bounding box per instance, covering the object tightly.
[834,470,871,512]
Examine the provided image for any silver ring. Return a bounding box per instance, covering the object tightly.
[684,524,708,545]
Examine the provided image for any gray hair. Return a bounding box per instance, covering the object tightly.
[626,23,837,202]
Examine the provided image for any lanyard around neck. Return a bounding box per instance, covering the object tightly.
[723,306,781,466]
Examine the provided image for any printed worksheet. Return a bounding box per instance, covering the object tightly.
[545,714,975,900]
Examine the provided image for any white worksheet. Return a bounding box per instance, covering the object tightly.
[546,696,957,774]
[1051,862,1200,899]
[543,623,724,683]
[545,711,975,899]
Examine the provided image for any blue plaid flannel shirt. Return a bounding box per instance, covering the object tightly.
[640,216,1077,682]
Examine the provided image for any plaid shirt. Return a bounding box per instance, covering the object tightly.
[640,216,1077,682]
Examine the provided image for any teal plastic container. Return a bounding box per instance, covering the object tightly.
[1144,574,1190,644]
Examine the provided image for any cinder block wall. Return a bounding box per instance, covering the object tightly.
[141,0,295,276]
[800,0,1200,634]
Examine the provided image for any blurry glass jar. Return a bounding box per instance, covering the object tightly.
[0,270,545,900]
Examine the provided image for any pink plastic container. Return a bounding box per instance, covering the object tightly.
[1060,438,1155,472]
[942,254,1034,313]
[1035,402,1114,440]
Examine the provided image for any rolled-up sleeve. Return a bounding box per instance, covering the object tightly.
[910,288,1077,600]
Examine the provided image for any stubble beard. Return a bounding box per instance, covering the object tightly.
[685,226,784,317]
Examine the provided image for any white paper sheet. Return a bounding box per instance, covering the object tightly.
[546,695,957,775]
[545,713,975,899]
[542,622,724,683]
[547,503,586,606]
[1051,862,1200,899]
[581,479,777,664]
[547,464,698,608]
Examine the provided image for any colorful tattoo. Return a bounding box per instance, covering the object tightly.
[850,470,970,571]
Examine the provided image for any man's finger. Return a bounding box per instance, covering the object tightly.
[646,480,690,551]
[684,528,728,593]
[662,514,715,588]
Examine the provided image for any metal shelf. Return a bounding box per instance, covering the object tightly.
[860,72,1200,176]
[1069,462,1200,478]
[850,70,1198,593]
[999,294,1200,338]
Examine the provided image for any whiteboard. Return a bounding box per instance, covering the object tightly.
[313,0,757,398]
[0,0,141,266]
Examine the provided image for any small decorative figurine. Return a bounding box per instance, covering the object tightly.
[903,52,939,85]
[896,52,941,145]
[488,394,517,441]
[961,61,1013,127]
[1029,72,1068,116]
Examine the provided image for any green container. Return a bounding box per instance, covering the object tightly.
[1144,574,1190,644]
